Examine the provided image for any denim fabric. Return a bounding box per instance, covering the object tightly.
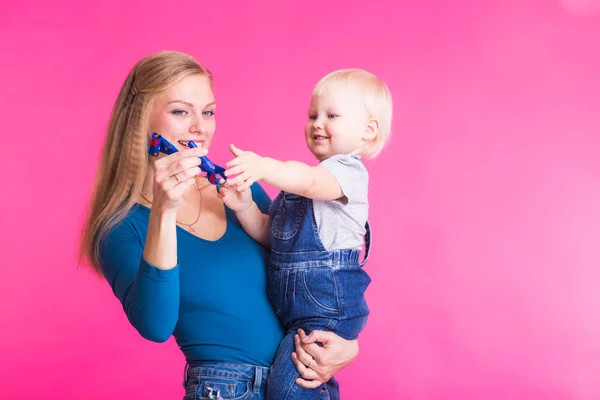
[183,362,269,400]
[266,191,372,400]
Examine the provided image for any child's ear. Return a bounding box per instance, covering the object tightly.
[363,117,379,140]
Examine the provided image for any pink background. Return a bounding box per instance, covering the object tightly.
[1,0,599,399]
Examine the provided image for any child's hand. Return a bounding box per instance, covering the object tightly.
[219,180,254,212]
[225,144,266,191]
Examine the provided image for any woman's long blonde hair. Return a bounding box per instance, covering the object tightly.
[79,51,212,276]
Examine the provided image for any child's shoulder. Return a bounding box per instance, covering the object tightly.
[320,153,366,165]
[319,154,368,177]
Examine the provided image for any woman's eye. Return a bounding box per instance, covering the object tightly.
[172,109,187,116]
[202,110,215,117]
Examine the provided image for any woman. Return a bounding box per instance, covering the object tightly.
[79,51,359,399]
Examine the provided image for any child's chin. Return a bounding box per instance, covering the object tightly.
[311,151,329,161]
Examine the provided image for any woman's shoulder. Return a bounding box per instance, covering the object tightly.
[101,204,148,246]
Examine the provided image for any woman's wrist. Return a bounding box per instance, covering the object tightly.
[149,206,177,224]
[144,206,178,270]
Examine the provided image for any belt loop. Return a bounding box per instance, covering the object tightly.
[253,366,262,394]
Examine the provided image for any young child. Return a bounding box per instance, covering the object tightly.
[220,68,392,400]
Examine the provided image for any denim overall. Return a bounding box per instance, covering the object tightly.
[265,190,372,400]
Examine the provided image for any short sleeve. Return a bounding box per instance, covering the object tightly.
[319,154,369,204]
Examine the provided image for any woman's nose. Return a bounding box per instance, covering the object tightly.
[190,116,206,133]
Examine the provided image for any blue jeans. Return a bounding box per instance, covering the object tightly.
[183,362,269,400]
[268,332,340,399]
[266,192,372,400]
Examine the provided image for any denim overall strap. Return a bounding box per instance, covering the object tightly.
[360,221,372,267]
[269,191,328,254]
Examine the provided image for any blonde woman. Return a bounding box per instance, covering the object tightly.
[79,51,359,400]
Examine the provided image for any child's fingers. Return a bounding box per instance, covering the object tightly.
[225,154,248,169]
[221,179,236,189]
[231,171,252,186]
[224,164,247,177]
[218,186,236,203]
[219,183,233,196]
[229,143,246,157]
[237,178,255,192]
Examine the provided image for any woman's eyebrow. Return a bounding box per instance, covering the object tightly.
[167,100,194,107]
[167,100,216,108]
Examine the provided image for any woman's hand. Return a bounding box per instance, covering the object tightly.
[291,329,359,388]
[142,145,206,270]
[151,146,206,210]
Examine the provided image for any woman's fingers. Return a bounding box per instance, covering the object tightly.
[300,328,332,346]
[294,334,315,367]
[156,166,201,191]
[162,154,203,178]
[295,377,324,389]
[154,146,206,171]
[291,352,321,381]
[153,147,204,193]
[177,166,202,182]
[159,173,196,202]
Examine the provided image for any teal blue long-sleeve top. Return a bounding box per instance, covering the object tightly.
[98,183,284,366]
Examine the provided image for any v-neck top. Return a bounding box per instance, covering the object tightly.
[99,183,283,366]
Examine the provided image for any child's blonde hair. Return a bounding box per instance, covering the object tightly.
[313,68,393,159]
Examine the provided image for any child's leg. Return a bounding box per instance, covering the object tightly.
[267,331,339,400]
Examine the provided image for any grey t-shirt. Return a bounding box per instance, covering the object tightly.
[313,154,369,251]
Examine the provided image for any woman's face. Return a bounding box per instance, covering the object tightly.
[149,73,216,152]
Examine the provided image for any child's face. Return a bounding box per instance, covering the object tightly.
[305,82,371,161]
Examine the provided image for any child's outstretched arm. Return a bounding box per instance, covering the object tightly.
[225,144,343,201]
[219,183,270,247]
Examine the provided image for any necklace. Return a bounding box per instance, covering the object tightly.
[140,177,204,233]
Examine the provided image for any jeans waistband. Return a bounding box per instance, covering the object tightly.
[184,362,269,395]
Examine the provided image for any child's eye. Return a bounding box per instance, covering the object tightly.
[327,114,338,119]
[308,115,317,120]
[202,110,215,117]
[171,109,188,116]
